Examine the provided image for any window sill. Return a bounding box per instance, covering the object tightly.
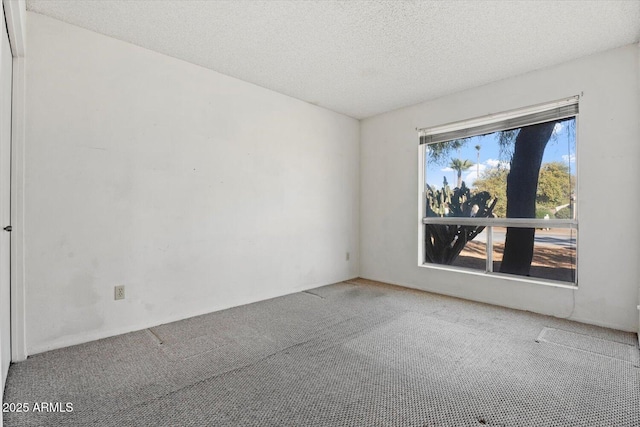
[418,262,578,290]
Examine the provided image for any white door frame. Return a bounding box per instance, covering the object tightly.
[3,0,26,362]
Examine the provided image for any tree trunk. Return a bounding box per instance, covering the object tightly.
[500,122,556,276]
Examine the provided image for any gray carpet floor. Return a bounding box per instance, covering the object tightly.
[3,279,639,426]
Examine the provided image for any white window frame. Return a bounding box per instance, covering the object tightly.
[417,97,579,287]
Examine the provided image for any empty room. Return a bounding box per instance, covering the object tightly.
[1,0,639,426]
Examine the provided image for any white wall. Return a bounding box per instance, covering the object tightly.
[24,13,360,354]
[360,44,640,332]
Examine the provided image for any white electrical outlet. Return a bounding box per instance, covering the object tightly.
[114,285,125,300]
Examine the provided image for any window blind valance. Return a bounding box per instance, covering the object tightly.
[418,96,579,145]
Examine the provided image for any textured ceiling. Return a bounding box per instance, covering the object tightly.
[26,0,640,119]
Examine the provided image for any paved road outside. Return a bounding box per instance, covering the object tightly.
[474,227,576,248]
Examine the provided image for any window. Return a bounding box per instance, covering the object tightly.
[418,97,578,285]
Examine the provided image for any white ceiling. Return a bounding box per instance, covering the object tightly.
[26,0,640,119]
